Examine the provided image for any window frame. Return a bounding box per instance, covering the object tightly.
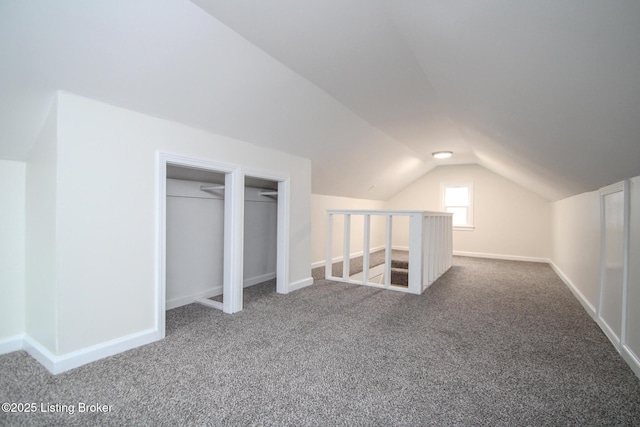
[441,182,475,231]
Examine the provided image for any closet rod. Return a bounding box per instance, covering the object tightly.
[259,190,278,196]
[200,184,225,191]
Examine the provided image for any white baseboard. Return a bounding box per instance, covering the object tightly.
[596,318,622,352]
[549,261,597,318]
[311,246,386,269]
[453,251,550,263]
[0,334,25,355]
[288,277,313,293]
[550,262,640,381]
[314,248,548,267]
[622,344,640,380]
[23,328,161,375]
[167,273,277,310]
[195,298,223,311]
[166,287,222,310]
[244,272,276,288]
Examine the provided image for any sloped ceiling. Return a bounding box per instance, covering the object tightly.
[1,1,639,201]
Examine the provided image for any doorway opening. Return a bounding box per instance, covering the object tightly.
[165,165,227,311]
[243,170,290,298]
[242,176,279,306]
[157,153,290,338]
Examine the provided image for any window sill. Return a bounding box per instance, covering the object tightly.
[453,225,475,231]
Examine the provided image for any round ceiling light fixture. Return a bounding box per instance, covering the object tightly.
[432,151,453,159]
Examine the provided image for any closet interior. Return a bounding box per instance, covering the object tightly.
[165,166,278,312]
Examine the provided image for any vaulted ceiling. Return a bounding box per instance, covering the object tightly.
[1,0,639,201]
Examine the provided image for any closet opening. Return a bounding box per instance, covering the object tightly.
[242,176,279,306]
[165,165,228,311]
[157,152,291,338]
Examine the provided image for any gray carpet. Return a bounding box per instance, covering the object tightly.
[2,256,640,426]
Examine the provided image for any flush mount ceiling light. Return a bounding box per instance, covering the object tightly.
[432,151,453,159]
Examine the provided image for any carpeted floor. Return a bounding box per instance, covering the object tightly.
[2,256,640,426]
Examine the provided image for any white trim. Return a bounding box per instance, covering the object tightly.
[288,277,313,292]
[155,154,167,339]
[326,209,450,216]
[195,298,223,311]
[157,153,241,331]
[244,272,277,288]
[276,179,290,294]
[597,180,628,349]
[158,154,292,318]
[242,168,290,296]
[453,251,549,264]
[0,334,24,354]
[549,261,597,318]
[325,211,333,280]
[166,273,275,310]
[453,226,475,231]
[320,248,549,280]
[622,344,640,380]
[621,180,631,349]
[362,215,371,285]
[23,329,160,375]
[157,152,243,320]
[596,317,622,352]
[343,213,351,280]
[223,169,244,314]
[441,182,474,228]
[166,287,223,310]
[551,258,640,380]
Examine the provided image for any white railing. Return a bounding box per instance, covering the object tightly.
[325,210,453,294]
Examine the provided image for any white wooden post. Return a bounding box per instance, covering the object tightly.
[343,213,351,280]
[325,212,333,279]
[447,215,453,267]
[436,216,443,275]
[408,212,423,294]
[223,169,244,314]
[384,214,392,289]
[363,214,371,285]
[421,215,432,291]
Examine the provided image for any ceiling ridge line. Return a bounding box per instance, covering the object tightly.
[379,1,472,156]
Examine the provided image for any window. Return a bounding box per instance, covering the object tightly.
[442,183,474,230]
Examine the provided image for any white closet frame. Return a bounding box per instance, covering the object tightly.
[156,152,291,339]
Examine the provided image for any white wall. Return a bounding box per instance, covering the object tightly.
[550,191,601,314]
[386,164,551,261]
[25,100,58,352]
[551,176,640,377]
[311,194,385,267]
[31,92,312,356]
[0,160,26,343]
